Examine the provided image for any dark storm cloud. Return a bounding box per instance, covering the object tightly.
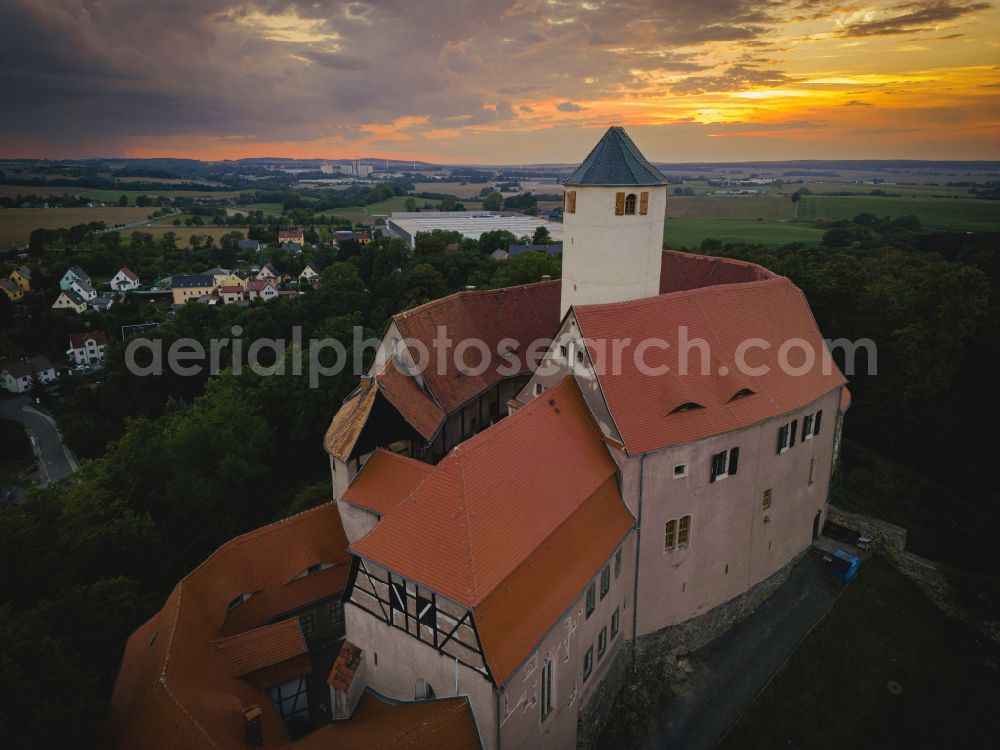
[557,101,584,112]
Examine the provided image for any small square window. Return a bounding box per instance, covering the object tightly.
[673,464,687,479]
[585,583,596,618]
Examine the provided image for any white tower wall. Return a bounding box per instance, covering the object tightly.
[559,185,667,317]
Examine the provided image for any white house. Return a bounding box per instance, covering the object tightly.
[60,266,90,292]
[52,290,88,313]
[257,263,279,281]
[299,263,320,282]
[110,267,140,291]
[1,355,59,393]
[70,278,97,302]
[246,279,279,301]
[67,330,109,366]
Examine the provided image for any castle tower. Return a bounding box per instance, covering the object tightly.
[560,126,669,317]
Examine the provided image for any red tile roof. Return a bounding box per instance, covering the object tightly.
[324,364,446,461]
[110,503,352,749]
[120,266,140,281]
[212,619,307,678]
[658,249,774,293]
[279,230,304,239]
[68,330,108,349]
[219,285,244,294]
[574,274,847,455]
[350,377,621,606]
[392,280,561,413]
[475,475,632,684]
[341,449,434,515]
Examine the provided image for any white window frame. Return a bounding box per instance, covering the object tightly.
[673,463,688,479]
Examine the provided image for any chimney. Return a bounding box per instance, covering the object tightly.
[243,705,263,745]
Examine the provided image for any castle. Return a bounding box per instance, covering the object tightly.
[111,127,849,749]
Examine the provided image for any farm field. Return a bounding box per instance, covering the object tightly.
[413,181,493,197]
[664,218,825,249]
[316,195,490,222]
[792,181,974,198]
[0,207,154,246]
[798,195,1000,230]
[234,203,284,216]
[667,195,796,221]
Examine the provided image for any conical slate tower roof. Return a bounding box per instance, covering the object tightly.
[564,126,669,186]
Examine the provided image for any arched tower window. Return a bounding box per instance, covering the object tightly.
[624,193,637,215]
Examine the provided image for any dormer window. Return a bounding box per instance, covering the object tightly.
[670,402,703,414]
[729,388,755,401]
[624,193,637,215]
[227,593,252,612]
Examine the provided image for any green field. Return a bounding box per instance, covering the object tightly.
[796,182,974,198]
[664,218,825,249]
[721,557,1000,749]
[799,195,1000,231]
[667,195,796,221]
[235,203,284,216]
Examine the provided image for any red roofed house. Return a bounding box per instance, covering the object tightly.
[279,229,305,246]
[110,267,140,291]
[113,127,849,750]
[248,278,280,301]
[218,284,246,305]
[67,330,109,366]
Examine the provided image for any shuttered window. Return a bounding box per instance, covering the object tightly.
[729,446,740,475]
[790,419,798,447]
[624,193,637,215]
[586,583,596,618]
[615,192,625,215]
[566,190,576,213]
[710,450,727,482]
[814,410,822,435]
[639,191,649,215]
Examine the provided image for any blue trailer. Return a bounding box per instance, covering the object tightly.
[828,549,861,582]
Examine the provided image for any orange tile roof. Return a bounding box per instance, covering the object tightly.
[68,330,108,349]
[341,449,434,516]
[476,475,632,684]
[324,364,446,461]
[392,280,561,413]
[350,377,621,607]
[212,619,307,677]
[328,640,363,691]
[110,503,352,749]
[574,275,847,455]
[291,693,481,750]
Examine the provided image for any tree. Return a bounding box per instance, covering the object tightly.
[482,191,503,211]
[532,225,551,245]
[405,196,417,211]
[117,195,129,207]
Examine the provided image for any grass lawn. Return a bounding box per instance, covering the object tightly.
[236,202,284,216]
[798,195,1000,231]
[664,218,825,249]
[0,207,155,245]
[721,556,1000,750]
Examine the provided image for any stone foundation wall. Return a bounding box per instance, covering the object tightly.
[826,505,907,553]
[575,641,631,750]
[633,552,805,665]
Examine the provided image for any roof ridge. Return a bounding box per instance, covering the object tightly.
[576,275,788,316]
[453,448,480,603]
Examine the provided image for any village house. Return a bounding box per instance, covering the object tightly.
[59,266,90,292]
[278,229,305,247]
[70,277,97,302]
[170,273,215,305]
[0,277,24,302]
[90,293,115,312]
[247,278,280,301]
[238,239,263,251]
[112,127,849,750]
[67,330,109,366]
[10,265,32,291]
[218,285,246,305]
[299,263,320,283]
[51,289,88,313]
[110,267,140,291]
[1,355,59,393]
[257,262,280,281]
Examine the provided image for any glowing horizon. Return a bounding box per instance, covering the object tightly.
[3,1,999,163]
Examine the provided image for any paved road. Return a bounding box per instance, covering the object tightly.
[0,397,78,484]
[642,551,840,750]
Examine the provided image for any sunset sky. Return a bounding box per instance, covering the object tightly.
[3,0,999,163]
